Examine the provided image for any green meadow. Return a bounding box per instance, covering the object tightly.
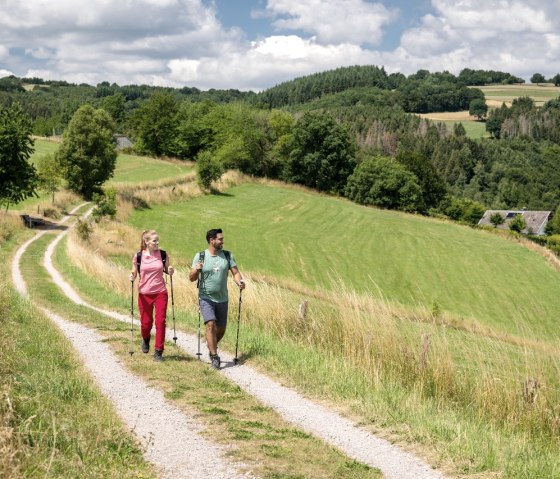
[438,119,488,138]
[108,153,193,184]
[127,182,560,343]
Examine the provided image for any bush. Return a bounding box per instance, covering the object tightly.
[91,188,117,222]
[196,150,224,190]
[75,219,93,242]
[547,234,560,256]
[442,196,486,225]
[42,207,61,219]
[509,214,527,233]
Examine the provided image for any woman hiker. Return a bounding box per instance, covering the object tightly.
[129,230,174,361]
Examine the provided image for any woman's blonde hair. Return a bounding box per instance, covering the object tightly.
[140,230,157,251]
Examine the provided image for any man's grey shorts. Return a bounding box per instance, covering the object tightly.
[199,298,228,327]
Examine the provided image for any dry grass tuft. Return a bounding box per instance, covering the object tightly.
[0,213,24,245]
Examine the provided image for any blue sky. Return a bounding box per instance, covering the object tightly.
[0,0,559,91]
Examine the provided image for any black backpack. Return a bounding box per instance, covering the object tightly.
[136,249,167,277]
[197,250,231,288]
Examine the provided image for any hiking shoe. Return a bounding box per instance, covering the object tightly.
[154,349,163,362]
[141,337,150,353]
[210,354,221,369]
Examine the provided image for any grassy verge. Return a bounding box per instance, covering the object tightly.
[21,232,381,478]
[59,228,560,477]
[0,234,155,478]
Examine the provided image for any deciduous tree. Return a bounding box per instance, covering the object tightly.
[283,112,356,194]
[56,104,117,199]
[0,103,38,208]
[36,153,63,204]
[345,155,423,212]
[469,98,488,121]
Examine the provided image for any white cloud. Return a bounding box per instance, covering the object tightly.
[390,0,560,79]
[169,35,381,91]
[1,0,560,91]
[262,0,397,45]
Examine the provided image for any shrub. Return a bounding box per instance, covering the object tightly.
[489,212,505,227]
[509,214,527,233]
[42,207,60,219]
[196,150,224,190]
[91,188,117,222]
[547,234,560,256]
[75,219,93,241]
[442,196,486,225]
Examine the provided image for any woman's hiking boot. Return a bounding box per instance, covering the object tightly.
[142,337,150,353]
[210,354,221,369]
[154,349,163,361]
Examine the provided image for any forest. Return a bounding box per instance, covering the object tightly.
[1,66,560,236]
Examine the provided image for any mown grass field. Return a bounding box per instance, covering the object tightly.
[126,182,560,343]
[480,83,560,107]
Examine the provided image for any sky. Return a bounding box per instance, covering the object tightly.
[1,0,559,92]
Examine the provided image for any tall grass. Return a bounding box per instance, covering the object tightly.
[0,284,22,478]
[0,277,156,477]
[0,213,24,245]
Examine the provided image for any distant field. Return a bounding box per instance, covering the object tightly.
[419,84,560,138]
[479,83,560,107]
[418,112,489,139]
[127,182,560,342]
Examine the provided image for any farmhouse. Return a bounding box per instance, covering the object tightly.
[478,209,552,235]
[114,134,133,150]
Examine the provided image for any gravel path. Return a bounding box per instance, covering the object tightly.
[33,211,448,479]
[11,207,250,479]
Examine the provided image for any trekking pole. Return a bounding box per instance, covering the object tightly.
[196,306,202,359]
[196,261,203,359]
[129,279,135,356]
[234,288,242,365]
[170,275,177,344]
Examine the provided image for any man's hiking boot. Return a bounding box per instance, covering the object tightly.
[210,354,221,369]
[154,349,163,362]
[141,337,150,353]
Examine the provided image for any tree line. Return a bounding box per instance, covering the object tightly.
[1,66,560,237]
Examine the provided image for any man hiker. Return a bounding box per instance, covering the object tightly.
[189,228,245,369]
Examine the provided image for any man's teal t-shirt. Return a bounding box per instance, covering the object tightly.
[192,250,237,303]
